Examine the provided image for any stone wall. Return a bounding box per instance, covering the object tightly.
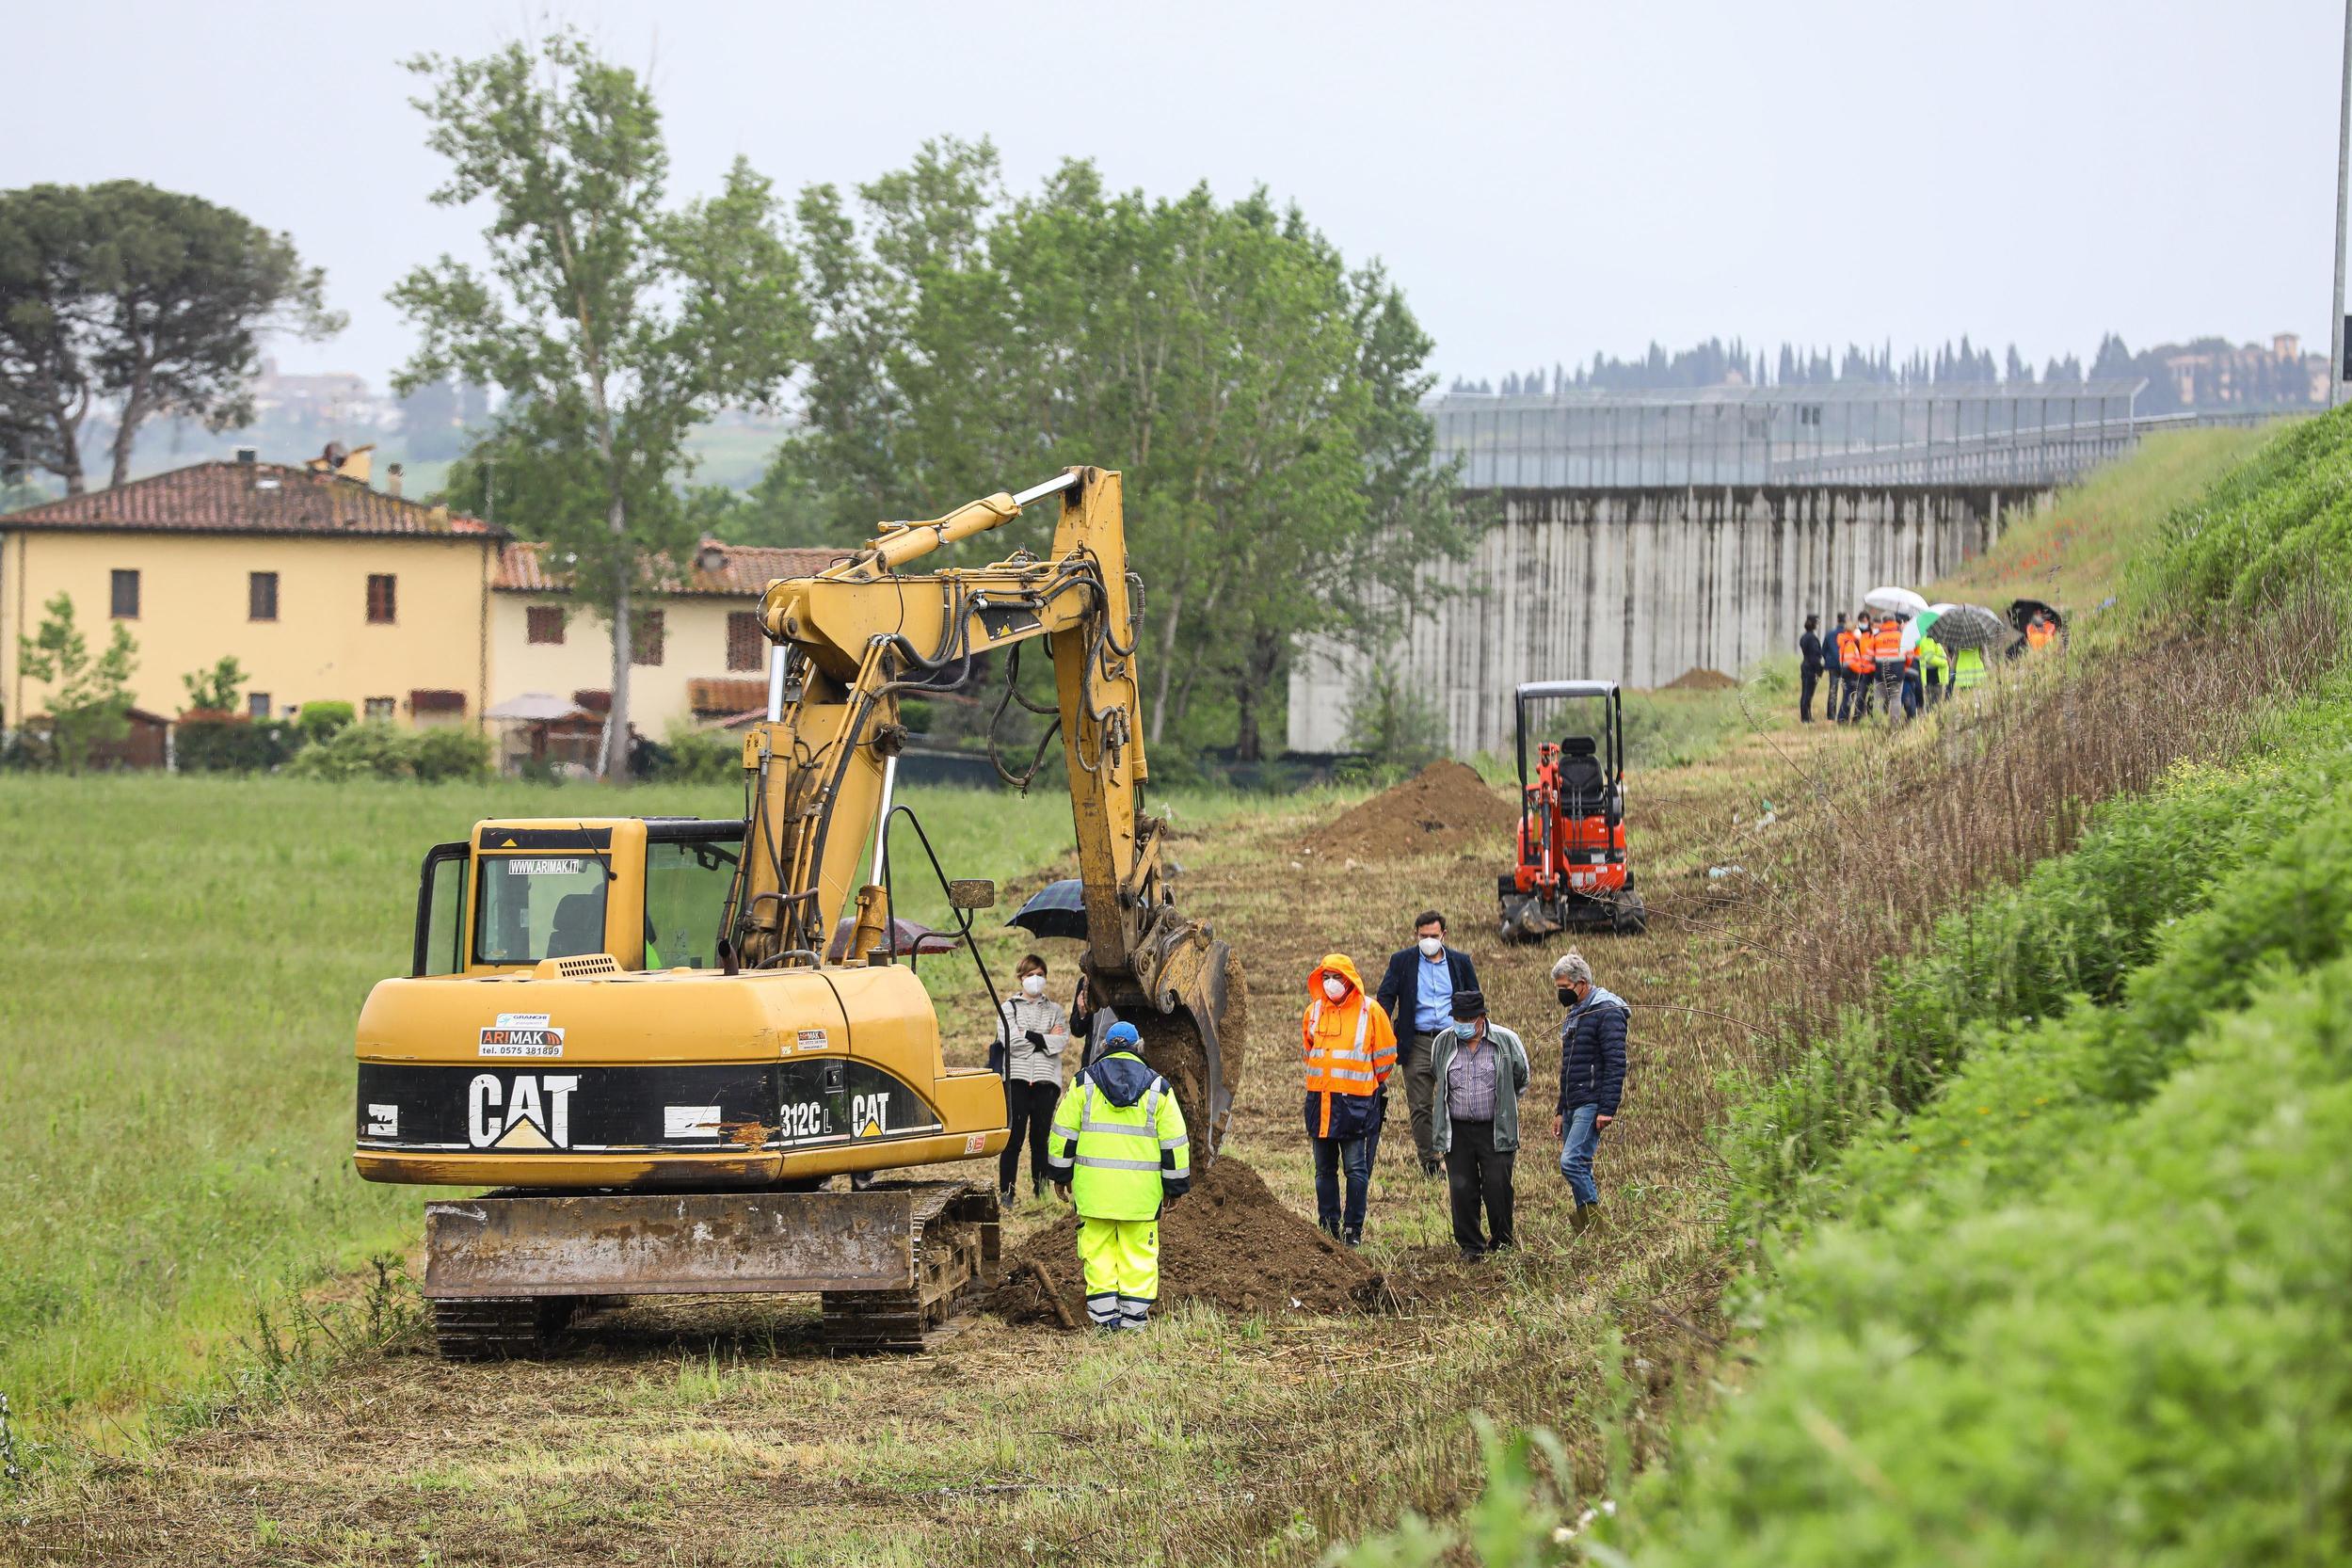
[1288,485,2037,755]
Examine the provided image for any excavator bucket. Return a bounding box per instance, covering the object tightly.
[1100,920,1248,1164]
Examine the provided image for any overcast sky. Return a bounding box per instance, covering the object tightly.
[5,0,2341,390]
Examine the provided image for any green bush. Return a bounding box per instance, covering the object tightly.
[412,727,492,783]
[650,723,739,784]
[281,723,490,783]
[174,712,299,774]
[2134,403,2352,616]
[295,700,355,744]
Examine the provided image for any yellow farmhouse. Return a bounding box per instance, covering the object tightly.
[0,452,840,767]
[490,538,838,744]
[1,456,497,730]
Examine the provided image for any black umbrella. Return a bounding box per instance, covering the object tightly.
[1006,878,1090,940]
[825,916,958,962]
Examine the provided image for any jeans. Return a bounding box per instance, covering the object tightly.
[1402,1033,1441,1170]
[1312,1134,1372,1237]
[1000,1080,1060,1194]
[1558,1103,1605,1207]
[1445,1117,1515,1254]
[1834,672,1869,723]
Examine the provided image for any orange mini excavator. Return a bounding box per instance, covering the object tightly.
[1496,680,1645,939]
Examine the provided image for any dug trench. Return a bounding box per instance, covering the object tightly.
[14,726,1838,1568]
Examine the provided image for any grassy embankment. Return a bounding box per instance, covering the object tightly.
[0,775,1179,1442]
[1337,410,2352,1562]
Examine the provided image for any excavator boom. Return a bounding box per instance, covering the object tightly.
[730,465,1243,1147]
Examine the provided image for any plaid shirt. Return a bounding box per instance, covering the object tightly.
[1446,1029,1499,1122]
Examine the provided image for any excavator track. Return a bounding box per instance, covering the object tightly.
[422,1184,1000,1358]
[817,1184,999,1352]
[430,1294,581,1360]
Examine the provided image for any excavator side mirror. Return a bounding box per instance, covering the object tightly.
[947,879,998,911]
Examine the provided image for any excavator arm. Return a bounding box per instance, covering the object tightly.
[727,467,1244,1154]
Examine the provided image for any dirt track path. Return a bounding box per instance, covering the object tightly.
[9,721,1844,1568]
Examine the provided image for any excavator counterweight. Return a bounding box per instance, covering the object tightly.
[354,468,1244,1355]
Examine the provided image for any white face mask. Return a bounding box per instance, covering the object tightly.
[1321,975,1347,1002]
[1416,936,1444,958]
[1020,974,1047,998]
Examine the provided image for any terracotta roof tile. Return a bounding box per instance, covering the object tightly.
[687,678,769,714]
[0,460,488,537]
[495,538,844,596]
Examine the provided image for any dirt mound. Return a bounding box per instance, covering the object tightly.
[984,1155,1383,1325]
[1299,759,1515,863]
[1663,666,1737,691]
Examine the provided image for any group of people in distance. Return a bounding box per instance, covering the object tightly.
[1795,608,1989,726]
[990,908,1634,1332]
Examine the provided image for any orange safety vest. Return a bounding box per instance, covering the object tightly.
[1838,626,1874,675]
[1301,971,1397,1139]
[1870,619,1904,664]
[2026,619,2056,649]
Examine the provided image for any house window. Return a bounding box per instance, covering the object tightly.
[632,609,665,666]
[366,574,397,624]
[363,696,396,723]
[111,569,139,619]
[727,611,762,671]
[526,605,566,645]
[248,692,271,719]
[249,571,279,621]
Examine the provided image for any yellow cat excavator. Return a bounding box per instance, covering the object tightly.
[354,467,1244,1355]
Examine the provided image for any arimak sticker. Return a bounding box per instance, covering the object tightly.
[794,1028,830,1053]
[506,858,582,875]
[480,1017,565,1057]
[964,1132,986,1155]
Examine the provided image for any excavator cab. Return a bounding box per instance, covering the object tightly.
[1497,680,1644,940]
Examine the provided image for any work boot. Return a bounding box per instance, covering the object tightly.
[1343,1227,1363,1248]
[1571,1204,1599,1236]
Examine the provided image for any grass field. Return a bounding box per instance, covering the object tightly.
[0,775,1133,1438]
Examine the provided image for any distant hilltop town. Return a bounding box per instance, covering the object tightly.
[1456,330,2332,414]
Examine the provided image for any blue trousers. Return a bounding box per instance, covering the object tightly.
[1558,1103,1605,1207]
[1312,1135,1372,1236]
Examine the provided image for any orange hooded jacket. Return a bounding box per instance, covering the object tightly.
[1301,953,1399,1139]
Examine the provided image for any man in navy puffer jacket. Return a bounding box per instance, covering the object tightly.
[1548,951,1627,1233]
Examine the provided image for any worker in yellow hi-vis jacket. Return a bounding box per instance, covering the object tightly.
[1048,1020,1192,1330]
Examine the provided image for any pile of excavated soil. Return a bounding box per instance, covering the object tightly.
[1663,665,1738,691]
[1299,759,1516,863]
[983,1155,1383,1325]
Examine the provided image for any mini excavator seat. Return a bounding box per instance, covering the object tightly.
[1556,736,1608,818]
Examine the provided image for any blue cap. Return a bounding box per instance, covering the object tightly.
[1104,1020,1142,1050]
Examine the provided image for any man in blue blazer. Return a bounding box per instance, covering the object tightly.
[1374,909,1483,1177]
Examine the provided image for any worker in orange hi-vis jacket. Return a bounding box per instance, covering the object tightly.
[1301,952,1398,1247]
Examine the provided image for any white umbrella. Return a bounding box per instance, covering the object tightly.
[486,692,592,722]
[1864,585,1929,617]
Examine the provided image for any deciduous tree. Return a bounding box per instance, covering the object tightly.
[17,591,136,771]
[770,140,1469,760]
[392,29,805,777]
